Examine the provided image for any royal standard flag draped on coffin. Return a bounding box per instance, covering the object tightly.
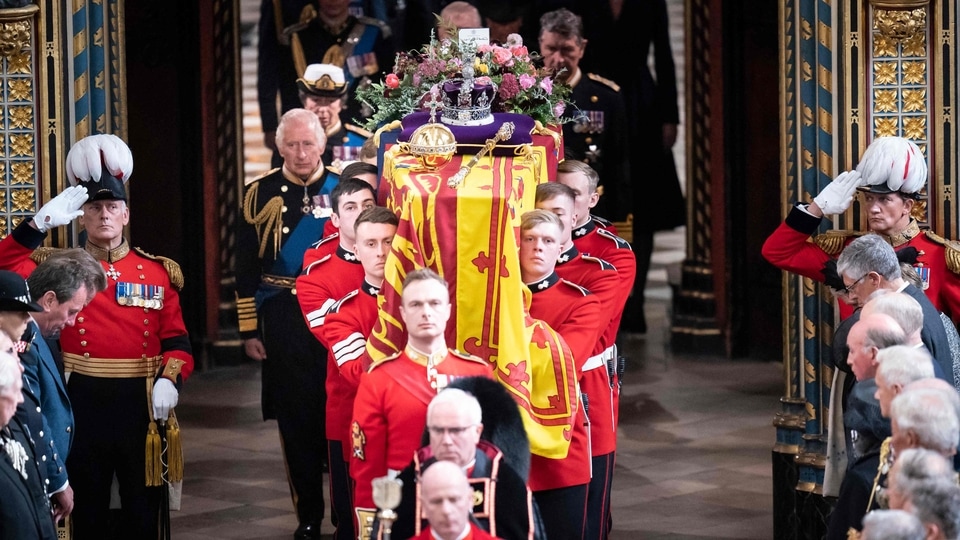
[366,121,578,458]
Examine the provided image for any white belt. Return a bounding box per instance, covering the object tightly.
[582,345,616,372]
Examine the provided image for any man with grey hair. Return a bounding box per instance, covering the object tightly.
[885,448,955,510]
[861,509,926,540]
[838,234,953,378]
[874,346,936,418]
[903,479,960,540]
[383,384,539,540]
[891,387,960,457]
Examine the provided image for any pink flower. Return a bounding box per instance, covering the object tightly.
[498,73,520,100]
[385,73,400,89]
[510,46,529,59]
[492,47,513,66]
[478,44,494,54]
[518,74,536,90]
[553,101,566,118]
[539,77,553,95]
[476,76,493,86]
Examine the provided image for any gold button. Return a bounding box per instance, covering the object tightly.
[80,340,87,347]
[144,319,150,325]
[282,226,290,234]
[343,136,349,143]
[282,206,288,213]
[140,274,146,279]
[78,317,84,323]
[66,427,71,433]
[142,354,148,359]
[137,265,143,270]
[79,329,86,335]
[144,331,150,337]
[144,308,149,313]
[83,353,90,359]
[585,137,593,144]
[291,288,297,296]
[281,185,288,192]
[143,342,148,348]
[591,95,599,103]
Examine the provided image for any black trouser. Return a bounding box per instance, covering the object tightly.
[585,452,616,540]
[328,440,355,540]
[260,291,328,528]
[68,375,161,540]
[533,483,589,540]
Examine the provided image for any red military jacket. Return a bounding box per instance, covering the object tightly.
[0,221,193,383]
[319,281,380,444]
[409,523,503,540]
[350,348,492,533]
[526,272,600,490]
[296,239,364,440]
[762,205,960,322]
[554,245,623,456]
[573,217,636,342]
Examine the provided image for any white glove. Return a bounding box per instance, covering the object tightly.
[813,170,862,215]
[152,378,179,421]
[856,136,927,193]
[33,185,88,232]
[65,134,134,184]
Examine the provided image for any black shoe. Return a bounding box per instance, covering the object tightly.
[294,523,320,540]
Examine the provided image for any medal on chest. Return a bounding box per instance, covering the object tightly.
[1,428,28,480]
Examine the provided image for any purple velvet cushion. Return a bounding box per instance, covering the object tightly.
[399,111,535,156]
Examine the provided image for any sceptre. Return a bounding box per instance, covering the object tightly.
[447,121,515,188]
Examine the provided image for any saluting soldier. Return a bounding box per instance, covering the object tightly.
[298,63,372,170]
[539,8,630,222]
[286,0,394,124]
[0,134,194,539]
[236,108,338,540]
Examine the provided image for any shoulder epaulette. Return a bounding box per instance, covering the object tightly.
[581,254,616,271]
[134,247,184,290]
[325,165,341,176]
[328,289,359,314]
[813,229,863,256]
[302,253,333,275]
[250,167,280,184]
[358,15,391,37]
[591,214,613,227]
[29,246,61,265]
[310,232,340,250]
[924,230,960,274]
[368,350,402,371]
[345,124,373,138]
[559,279,590,296]
[587,73,620,93]
[449,349,488,365]
[596,228,632,250]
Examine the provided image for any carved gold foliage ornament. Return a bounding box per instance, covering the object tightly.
[9,134,31,157]
[903,117,927,139]
[874,9,927,42]
[0,217,6,238]
[874,62,898,84]
[874,35,898,57]
[8,106,31,129]
[0,21,30,58]
[902,89,927,112]
[11,188,33,211]
[902,32,926,57]
[7,79,29,101]
[0,190,5,208]
[11,162,30,184]
[875,117,899,136]
[902,61,926,84]
[7,52,29,74]
[875,89,898,112]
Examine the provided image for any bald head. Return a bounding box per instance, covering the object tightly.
[847,313,907,381]
[420,461,474,540]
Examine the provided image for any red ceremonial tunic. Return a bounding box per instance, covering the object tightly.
[526,272,602,491]
[296,241,364,441]
[0,221,193,380]
[554,245,622,456]
[319,281,381,445]
[350,348,492,530]
[762,205,960,322]
[408,522,503,540]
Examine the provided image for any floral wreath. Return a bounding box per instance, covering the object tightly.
[356,32,570,131]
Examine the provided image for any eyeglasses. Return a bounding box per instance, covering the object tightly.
[844,273,869,294]
[427,425,476,437]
